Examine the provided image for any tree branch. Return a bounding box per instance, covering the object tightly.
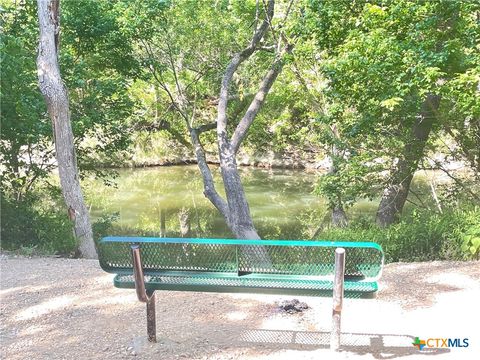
[139,38,190,123]
[149,67,190,123]
[188,128,229,222]
[194,122,217,134]
[165,40,188,111]
[216,0,275,148]
[258,45,276,52]
[424,157,480,201]
[230,53,289,154]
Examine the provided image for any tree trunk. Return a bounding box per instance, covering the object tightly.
[329,125,348,228]
[219,149,260,239]
[376,94,440,227]
[178,207,191,237]
[332,204,348,228]
[159,208,166,237]
[36,0,96,258]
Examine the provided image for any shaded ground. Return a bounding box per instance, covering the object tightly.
[1,258,479,359]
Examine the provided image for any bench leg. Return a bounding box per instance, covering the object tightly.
[131,245,157,342]
[146,290,156,342]
[330,247,345,351]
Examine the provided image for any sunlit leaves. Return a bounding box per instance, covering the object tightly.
[304,0,479,210]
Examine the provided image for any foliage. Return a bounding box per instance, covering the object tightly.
[304,0,480,212]
[316,207,478,263]
[125,1,265,144]
[1,0,479,258]
[0,0,52,201]
[92,213,120,244]
[0,189,76,255]
[1,0,140,254]
[315,151,382,209]
[440,66,480,179]
[459,209,480,260]
[61,0,139,173]
[1,0,138,192]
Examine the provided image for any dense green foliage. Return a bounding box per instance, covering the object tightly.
[1,0,478,259]
[305,0,480,213]
[317,207,480,262]
[0,188,76,254]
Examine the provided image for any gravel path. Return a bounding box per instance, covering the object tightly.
[1,257,479,359]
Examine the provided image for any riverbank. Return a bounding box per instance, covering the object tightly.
[116,146,328,171]
[1,256,479,359]
[102,136,468,171]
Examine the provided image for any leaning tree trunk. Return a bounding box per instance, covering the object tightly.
[219,148,260,239]
[36,0,96,258]
[376,94,440,227]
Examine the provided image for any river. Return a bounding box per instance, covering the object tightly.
[89,165,439,239]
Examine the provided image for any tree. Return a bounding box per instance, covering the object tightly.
[201,0,293,239]
[304,0,479,226]
[372,1,478,225]
[36,0,96,258]
[130,0,295,239]
[287,50,352,227]
[376,94,440,227]
[1,0,137,198]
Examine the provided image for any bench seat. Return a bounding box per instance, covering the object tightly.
[114,271,378,297]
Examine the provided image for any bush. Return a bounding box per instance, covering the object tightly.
[1,193,77,255]
[92,212,120,244]
[314,208,479,263]
[35,210,77,254]
[459,207,480,260]
[1,194,38,249]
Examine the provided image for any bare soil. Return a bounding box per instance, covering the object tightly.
[1,257,479,360]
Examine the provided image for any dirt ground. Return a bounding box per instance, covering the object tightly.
[1,257,479,360]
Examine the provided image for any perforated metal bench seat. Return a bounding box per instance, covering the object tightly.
[98,237,384,342]
[113,272,379,297]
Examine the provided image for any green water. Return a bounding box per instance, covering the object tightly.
[89,165,447,239]
[89,165,381,239]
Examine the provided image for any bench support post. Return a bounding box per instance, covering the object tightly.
[131,245,157,342]
[146,291,156,342]
[330,247,345,351]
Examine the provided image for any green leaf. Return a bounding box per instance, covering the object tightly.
[380,97,404,111]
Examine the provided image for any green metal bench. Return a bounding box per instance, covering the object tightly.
[98,237,384,345]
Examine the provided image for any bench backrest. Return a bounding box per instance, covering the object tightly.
[99,237,383,280]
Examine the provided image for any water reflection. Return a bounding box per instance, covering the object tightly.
[88,165,440,239]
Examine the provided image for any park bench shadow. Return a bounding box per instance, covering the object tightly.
[238,329,450,359]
